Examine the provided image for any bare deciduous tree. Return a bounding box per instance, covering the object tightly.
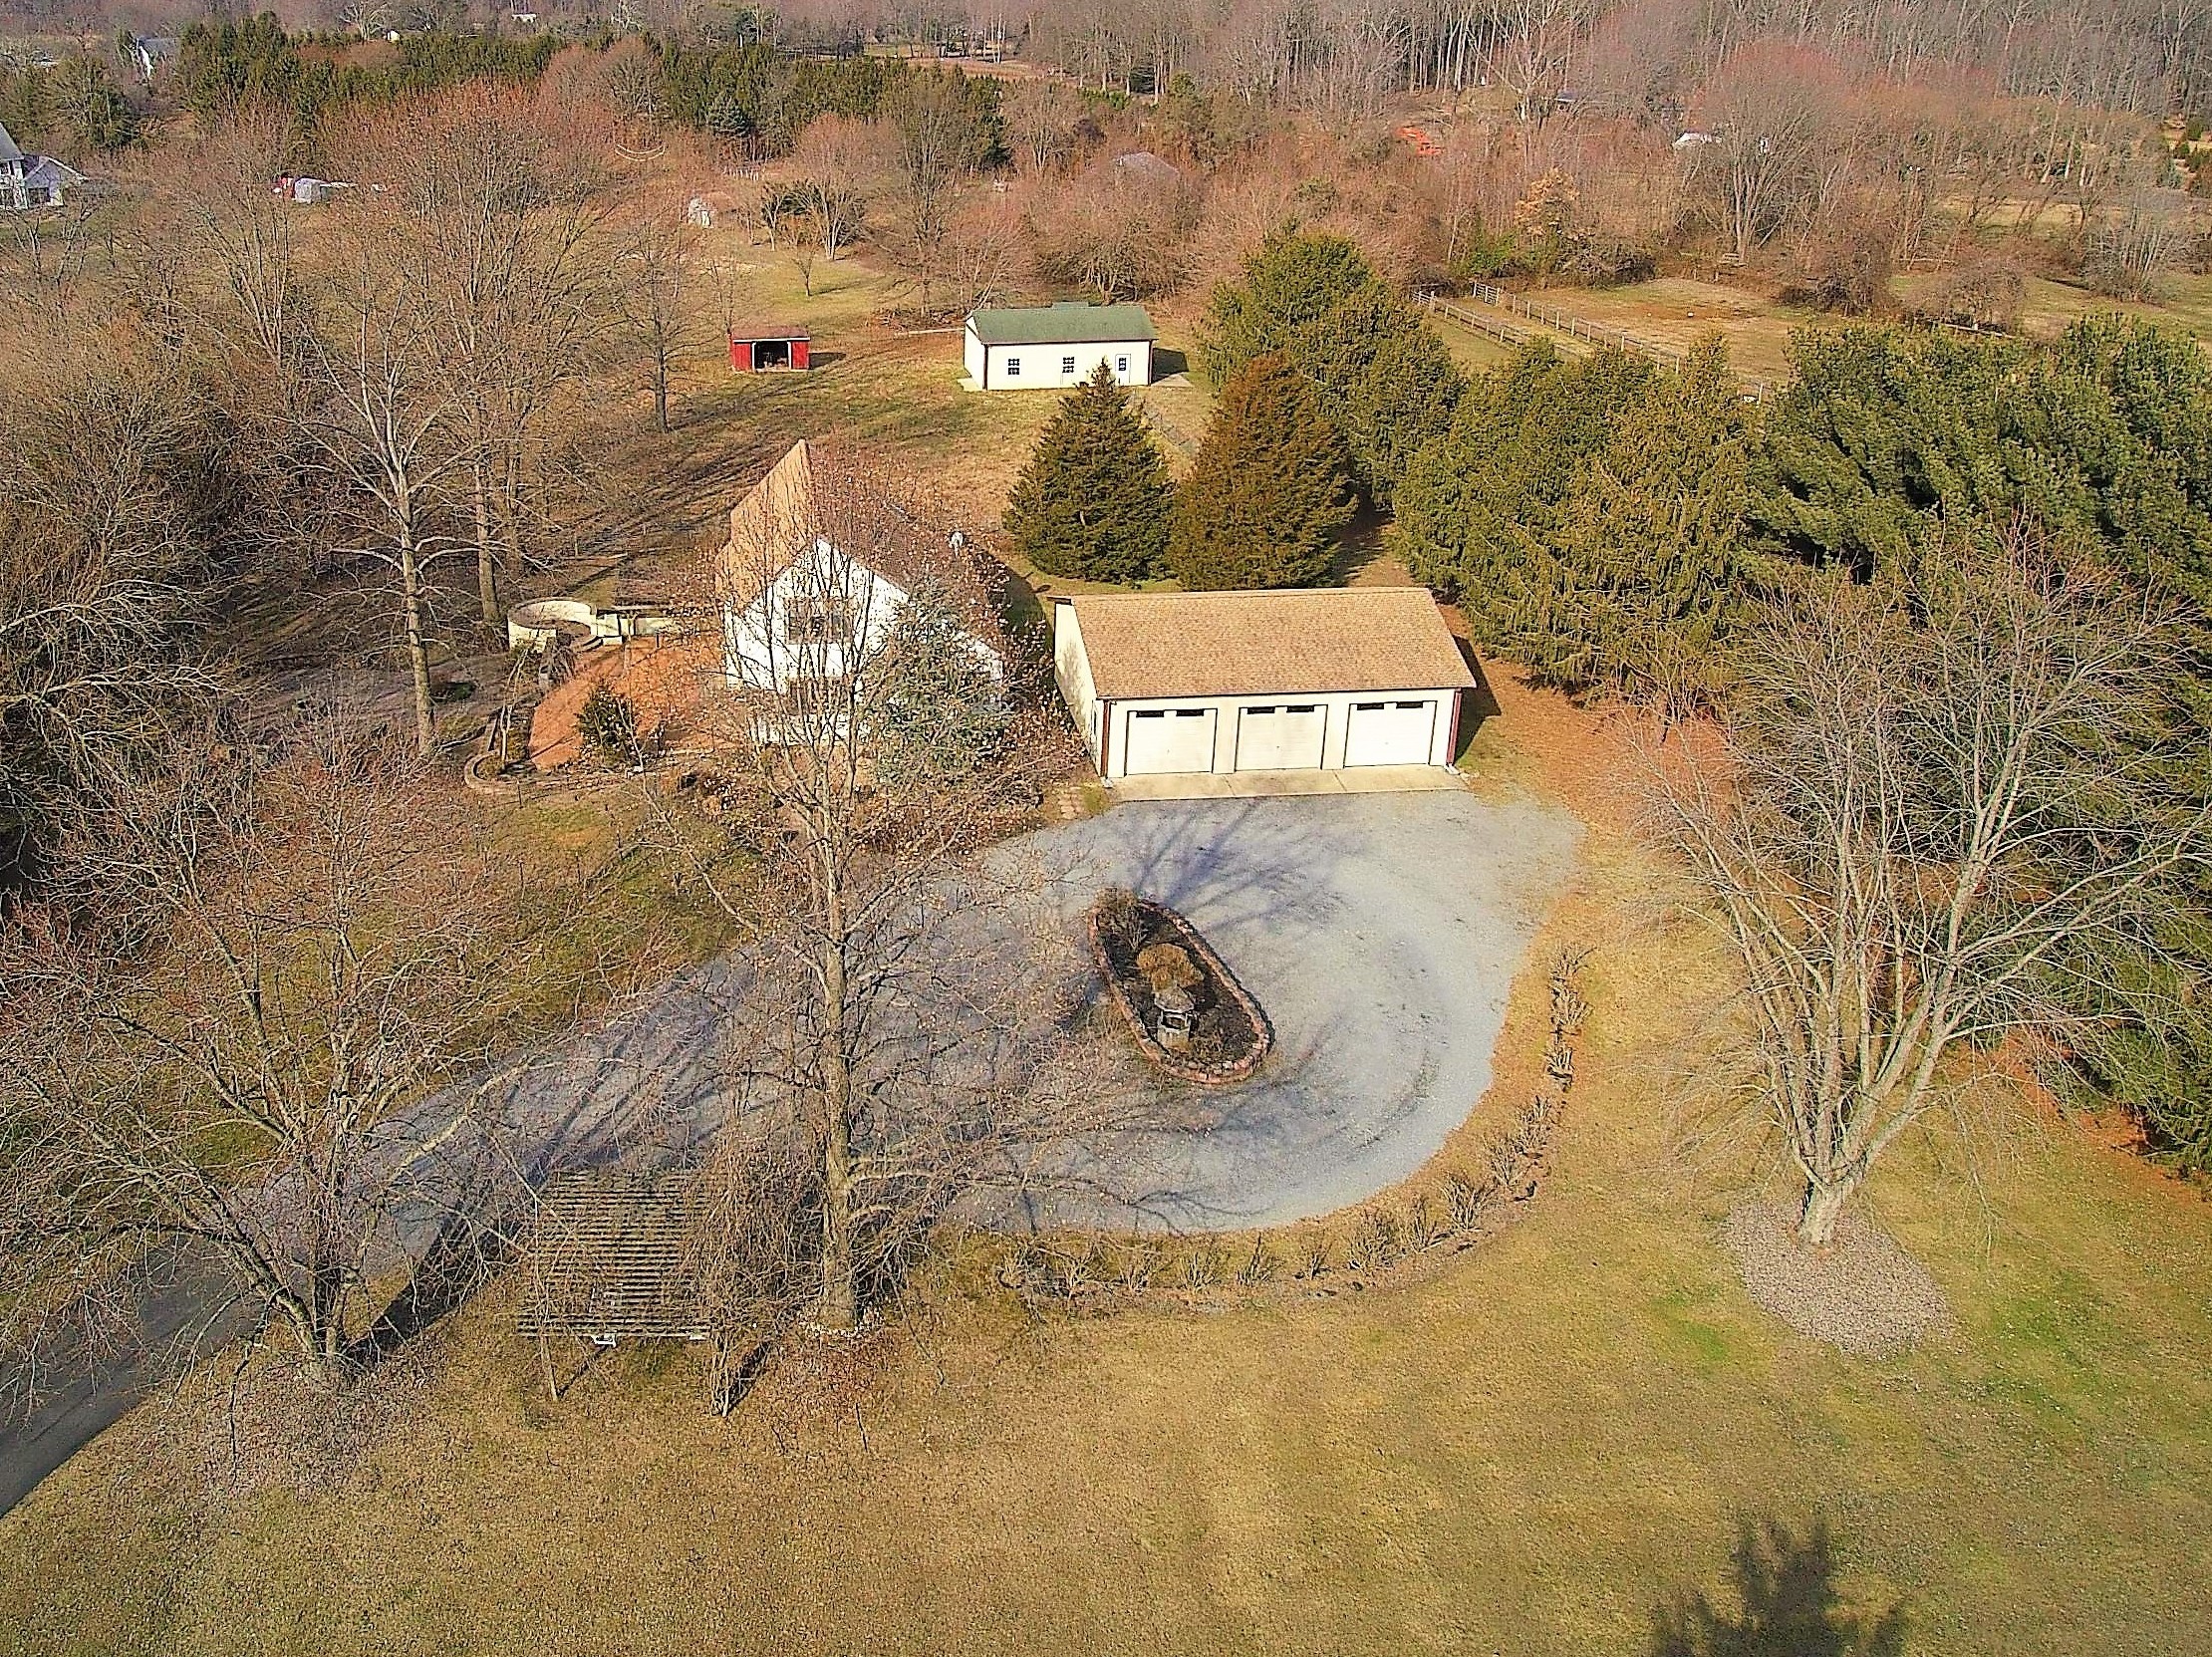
[655,448,1123,1342]
[0,731,573,1393]
[302,245,471,755]
[616,211,695,434]
[1658,527,2208,1245]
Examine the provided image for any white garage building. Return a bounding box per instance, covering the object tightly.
[1054,588,1476,782]
[964,301,1156,391]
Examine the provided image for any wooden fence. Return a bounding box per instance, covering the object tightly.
[1427,287,1772,401]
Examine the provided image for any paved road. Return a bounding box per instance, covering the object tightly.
[1009,791,1581,1229]
[0,789,1576,1513]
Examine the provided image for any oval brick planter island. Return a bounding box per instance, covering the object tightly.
[1087,892,1272,1085]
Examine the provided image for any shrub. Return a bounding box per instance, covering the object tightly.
[1235,1238,1275,1286]
[576,685,642,769]
[1344,1207,1400,1273]
[1181,1240,1225,1290]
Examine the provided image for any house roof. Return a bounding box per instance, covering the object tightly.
[1112,150,1181,182]
[24,156,86,188]
[718,440,996,644]
[1066,588,1476,699]
[0,123,23,165]
[967,301,1157,347]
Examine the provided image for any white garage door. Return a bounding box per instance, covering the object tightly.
[1122,706,1218,774]
[1344,698,1439,766]
[1235,703,1326,770]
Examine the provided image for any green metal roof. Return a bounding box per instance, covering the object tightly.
[966,301,1157,346]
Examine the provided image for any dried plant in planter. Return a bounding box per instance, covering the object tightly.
[1294,1235,1330,1279]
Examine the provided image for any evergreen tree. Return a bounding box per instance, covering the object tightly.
[866,582,1009,797]
[1198,229,1465,505]
[1002,363,1173,583]
[1198,229,1376,385]
[1168,354,1352,590]
[1547,336,1754,713]
[1393,339,1652,643]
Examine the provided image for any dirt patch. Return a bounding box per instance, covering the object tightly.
[1721,1201,1954,1358]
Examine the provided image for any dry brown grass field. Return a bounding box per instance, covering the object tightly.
[2,661,2208,1657]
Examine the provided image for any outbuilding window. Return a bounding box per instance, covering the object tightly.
[1060,356,1076,374]
[1116,356,1129,375]
[1006,357,1021,378]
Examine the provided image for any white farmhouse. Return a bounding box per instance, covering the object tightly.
[718,439,1002,723]
[964,301,1156,392]
[1054,588,1476,782]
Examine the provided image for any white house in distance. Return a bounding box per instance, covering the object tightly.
[964,301,1156,392]
[1054,588,1477,781]
[0,121,87,211]
[718,438,1002,708]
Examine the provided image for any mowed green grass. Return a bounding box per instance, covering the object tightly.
[2,689,2208,1657]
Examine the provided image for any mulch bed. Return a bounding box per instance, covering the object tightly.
[1721,1200,1955,1358]
[1088,897,1271,1085]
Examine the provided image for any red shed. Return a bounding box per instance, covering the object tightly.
[728,325,812,373]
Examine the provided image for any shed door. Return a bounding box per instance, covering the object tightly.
[1122,706,1218,775]
[1344,698,1439,766]
[1235,703,1326,770]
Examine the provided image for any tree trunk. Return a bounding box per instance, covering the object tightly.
[400,530,437,757]
[816,884,860,1331]
[471,453,500,627]
[1796,1176,1855,1247]
[502,445,527,574]
[654,353,671,432]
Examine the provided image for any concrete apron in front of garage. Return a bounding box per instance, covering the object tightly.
[1106,764,1471,803]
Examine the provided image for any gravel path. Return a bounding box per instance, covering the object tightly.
[1006,791,1581,1229]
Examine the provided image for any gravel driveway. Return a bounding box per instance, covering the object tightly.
[0,789,1575,1514]
[1008,790,1581,1230]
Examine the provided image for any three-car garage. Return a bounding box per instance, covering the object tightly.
[1053,588,1476,784]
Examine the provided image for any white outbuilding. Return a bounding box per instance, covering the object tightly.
[1054,588,1477,782]
[964,301,1156,391]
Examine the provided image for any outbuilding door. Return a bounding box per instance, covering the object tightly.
[1344,698,1439,766]
[1235,703,1326,770]
[1122,706,1218,774]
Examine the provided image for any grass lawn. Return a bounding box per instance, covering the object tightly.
[3,667,2208,1656]
[567,245,1217,596]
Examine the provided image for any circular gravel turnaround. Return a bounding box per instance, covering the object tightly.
[1721,1201,1955,1358]
[1004,790,1581,1231]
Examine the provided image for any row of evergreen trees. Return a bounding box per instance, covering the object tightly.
[172,16,560,129]
[1002,230,2212,1169]
[1004,356,1353,590]
[1006,230,1454,590]
[1394,313,2212,1170]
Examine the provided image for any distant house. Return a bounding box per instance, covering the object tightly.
[1054,588,1475,781]
[1112,150,1182,183]
[128,35,179,82]
[964,301,1156,392]
[0,122,87,211]
[717,439,1001,712]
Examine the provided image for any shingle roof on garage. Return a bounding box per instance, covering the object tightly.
[967,301,1157,346]
[1067,587,1476,699]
